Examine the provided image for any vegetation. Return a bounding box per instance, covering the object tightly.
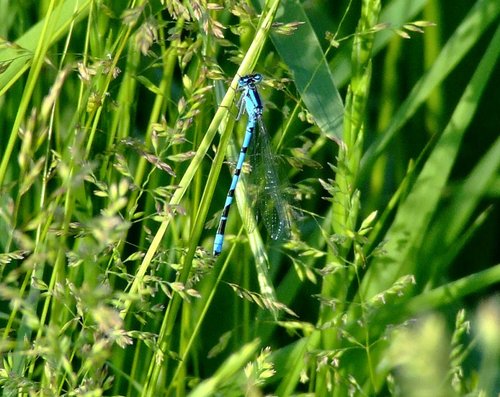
[0,0,499,396]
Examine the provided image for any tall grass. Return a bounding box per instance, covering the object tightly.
[0,0,499,396]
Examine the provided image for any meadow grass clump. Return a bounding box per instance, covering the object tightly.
[0,0,499,396]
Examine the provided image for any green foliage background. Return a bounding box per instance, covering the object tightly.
[0,0,499,396]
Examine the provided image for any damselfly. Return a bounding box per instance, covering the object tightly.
[213,74,290,256]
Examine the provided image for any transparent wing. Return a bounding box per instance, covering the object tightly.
[252,117,291,240]
[235,89,246,121]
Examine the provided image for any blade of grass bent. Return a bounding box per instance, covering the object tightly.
[405,264,500,314]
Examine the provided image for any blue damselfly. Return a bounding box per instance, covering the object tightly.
[213,74,290,256]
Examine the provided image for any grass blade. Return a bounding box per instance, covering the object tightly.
[361,21,500,298]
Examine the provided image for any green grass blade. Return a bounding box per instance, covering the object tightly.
[0,0,91,95]
[0,0,91,185]
[361,21,500,298]
[406,264,500,314]
[274,334,318,396]
[258,0,344,138]
[361,0,500,176]
[188,339,260,397]
[421,134,500,274]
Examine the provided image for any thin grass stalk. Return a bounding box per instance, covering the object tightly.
[0,0,57,187]
[316,0,380,394]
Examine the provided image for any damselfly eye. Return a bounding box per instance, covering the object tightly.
[252,73,263,83]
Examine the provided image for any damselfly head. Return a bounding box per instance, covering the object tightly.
[239,73,263,87]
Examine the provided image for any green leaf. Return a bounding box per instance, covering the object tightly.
[258,0,344,138]
[0,0,91,95]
